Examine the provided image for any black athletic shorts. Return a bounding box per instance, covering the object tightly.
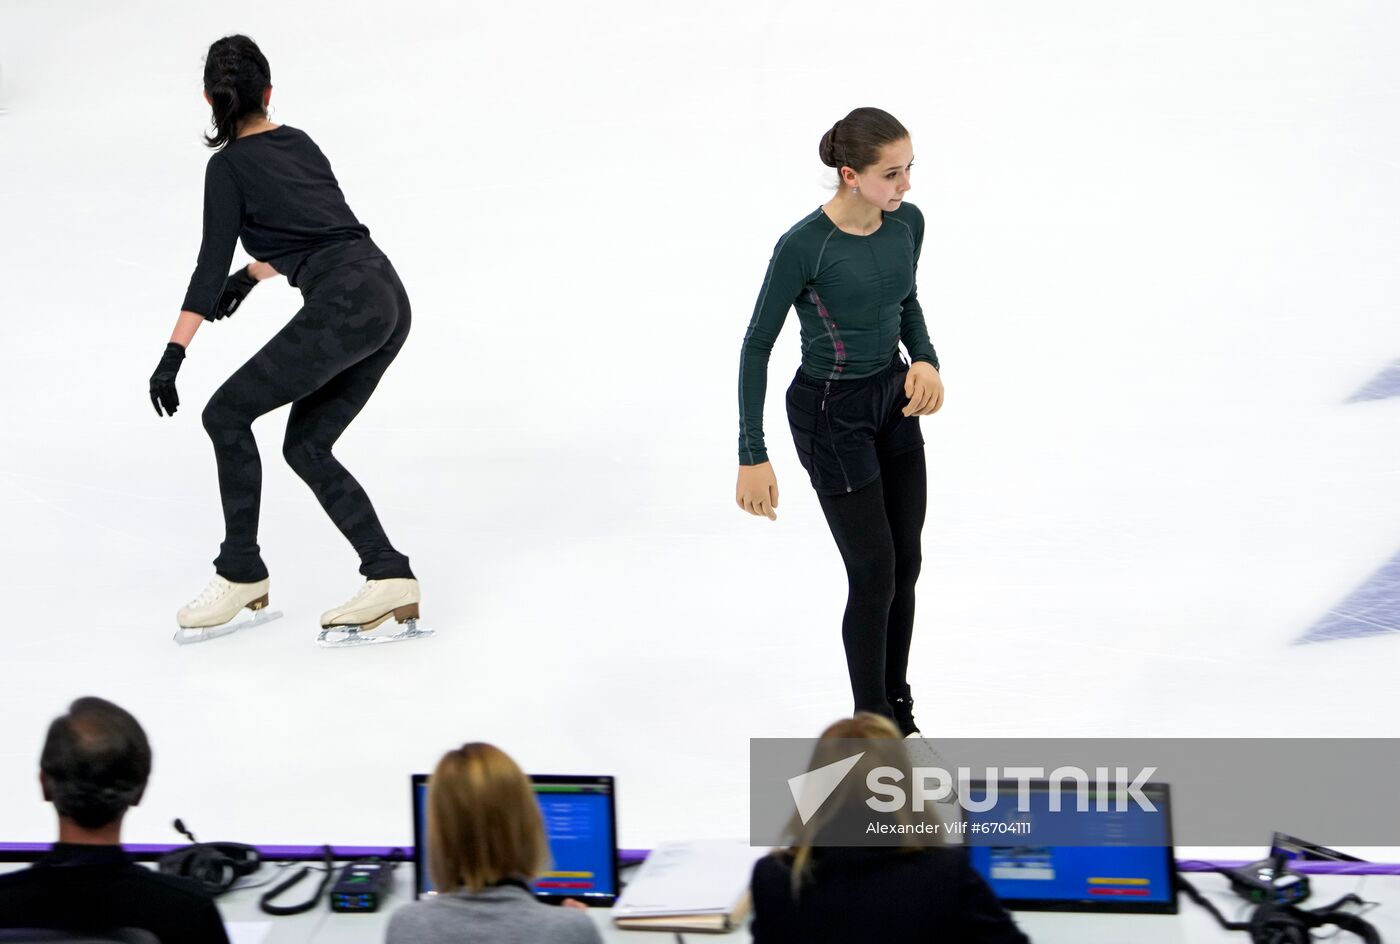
[785,356,924,496]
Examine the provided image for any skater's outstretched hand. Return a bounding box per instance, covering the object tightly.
[736,462,780,521]
[209,264,260,321]
[149,342,185,416]
[902,361,944,416]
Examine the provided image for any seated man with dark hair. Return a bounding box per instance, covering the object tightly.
[0,696,229,943]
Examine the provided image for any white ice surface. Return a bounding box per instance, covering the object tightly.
[0,1,1397,850]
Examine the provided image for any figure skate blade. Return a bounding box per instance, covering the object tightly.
[316,618,435,649]
[173,608,283,646]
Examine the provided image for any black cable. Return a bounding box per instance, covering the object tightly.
[229,860,303,893]
[1177,874,1382,943]
[260,844,335,916]
[1178,874,1252,932]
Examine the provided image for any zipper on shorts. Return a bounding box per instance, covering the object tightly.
[821,381,854,493]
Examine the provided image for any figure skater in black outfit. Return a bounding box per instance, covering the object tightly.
[151,35,424,643]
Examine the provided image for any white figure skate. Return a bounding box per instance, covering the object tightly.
[174,575,282,645]
[316,578,433,648]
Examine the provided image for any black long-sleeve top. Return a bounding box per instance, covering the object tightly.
[751,847,1031,943]
[0,843,230,943]
[181,125,381,317]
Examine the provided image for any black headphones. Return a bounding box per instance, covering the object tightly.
[158,819,261,896]
[1180,875,1381,944]
[1248,899,1381,944]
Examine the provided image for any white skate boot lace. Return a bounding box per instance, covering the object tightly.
[342,581,378,608]
[187,577,230,610]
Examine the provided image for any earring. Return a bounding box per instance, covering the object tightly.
[852,186,859,194]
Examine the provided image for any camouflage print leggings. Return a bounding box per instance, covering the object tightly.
[201,255,414,583]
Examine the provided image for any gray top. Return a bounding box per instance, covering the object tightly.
[384,884,603,944]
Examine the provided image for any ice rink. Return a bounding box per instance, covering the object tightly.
[0,0,1397,850]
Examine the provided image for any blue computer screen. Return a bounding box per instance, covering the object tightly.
[965,784,1173,906]
[531,784,616,899]
[415,777,616,901]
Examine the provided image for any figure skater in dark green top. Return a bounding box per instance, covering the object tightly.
[736,108,944,736]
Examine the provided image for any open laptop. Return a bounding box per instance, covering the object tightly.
[962,780,1177,914]
[411,773,620,907]
[1270,831,1365,864]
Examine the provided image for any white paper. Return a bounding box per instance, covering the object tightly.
[225,921,273,944]
[614,838,767,917]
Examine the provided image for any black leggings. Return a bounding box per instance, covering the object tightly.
[201,256,414,583]
[817,447,927,718]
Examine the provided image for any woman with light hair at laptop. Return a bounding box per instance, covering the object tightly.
[385,743,602,944]
[749,714,1030,943]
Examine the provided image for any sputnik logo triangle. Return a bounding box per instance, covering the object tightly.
[787,752,865,825]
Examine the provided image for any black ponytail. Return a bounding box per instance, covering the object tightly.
[203,34,271,150]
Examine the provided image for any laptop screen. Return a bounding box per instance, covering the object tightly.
[412,773,619,906]
[964,781,1177,913]
[1270,831,1364,863]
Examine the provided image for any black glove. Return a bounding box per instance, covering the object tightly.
[150,342,185,417]
[210,265,259,321]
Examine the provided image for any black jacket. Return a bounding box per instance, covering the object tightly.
[0,844,229,943]
[751,847,1031,943]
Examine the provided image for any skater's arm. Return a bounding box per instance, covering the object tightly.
[896,204,937,371]
[738,233,808,466]
[897,205,943,417]
[166,263,276,348]
[735,230,809,521]
[181,156,245,319]
[169,310,205,349]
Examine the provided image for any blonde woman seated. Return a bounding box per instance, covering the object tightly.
[386,743,603,944]
[750,714,1030,943]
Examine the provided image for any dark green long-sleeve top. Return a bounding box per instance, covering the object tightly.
[737,201,938,465]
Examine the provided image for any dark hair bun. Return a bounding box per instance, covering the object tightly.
[818,121,843,168]
[817,108,909,176]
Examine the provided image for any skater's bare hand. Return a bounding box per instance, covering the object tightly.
[248,260,279,281]
[902,362,943,417]
[149,342,185,417]
[736,462,779,521]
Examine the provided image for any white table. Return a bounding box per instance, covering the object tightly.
[210,865,1400,943]
[4,861,1396,942]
